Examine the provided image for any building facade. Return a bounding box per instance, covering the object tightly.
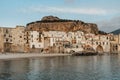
[0,26,26,53]
[0,26,120,54]
[11,26,26,53]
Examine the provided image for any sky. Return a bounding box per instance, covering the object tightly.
[0,0,120,32]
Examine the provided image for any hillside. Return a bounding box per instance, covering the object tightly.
[26,16,99,34]
[111,29,120,35]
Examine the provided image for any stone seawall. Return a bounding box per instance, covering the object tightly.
[0,53,71,60]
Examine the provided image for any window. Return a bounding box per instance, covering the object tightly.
[96,42,98,45]
[67,34,68,37]
[6,29,8,33]
[39,33,42,42]
[103,42,105,45]
[32,45,35,48]
[116,45,118,50]
[6,39,8,42]
[30,27,32,30]
[107,37,109,40]
[26,40,29,44]
[76,45,78,48]
[27,32,29,35]
[4,34,6,37]
[9,35,12,37]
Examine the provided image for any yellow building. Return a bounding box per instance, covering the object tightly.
[11,26,26,53]
[0,28,4,52]
[0,26,26,53]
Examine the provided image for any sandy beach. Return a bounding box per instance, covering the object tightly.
[0,53,71,60]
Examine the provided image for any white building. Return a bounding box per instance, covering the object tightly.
[75,31,86,44]
[43,31,67,47]
[29,31,44,49]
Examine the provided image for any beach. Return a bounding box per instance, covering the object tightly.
[0,53,71,60]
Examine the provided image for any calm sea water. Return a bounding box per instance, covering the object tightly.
[0,55,120,80]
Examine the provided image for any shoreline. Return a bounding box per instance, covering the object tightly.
[0,53,71,60]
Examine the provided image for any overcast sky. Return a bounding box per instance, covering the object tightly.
[0,0,120,32]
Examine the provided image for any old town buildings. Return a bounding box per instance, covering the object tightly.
[0,26,120,54]
[0,26,26,53]
[11,26,26,52]
[0,28,4,52]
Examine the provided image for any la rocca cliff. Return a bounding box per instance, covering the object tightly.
[26,16,99,34]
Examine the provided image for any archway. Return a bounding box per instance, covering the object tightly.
[96,45,104,53]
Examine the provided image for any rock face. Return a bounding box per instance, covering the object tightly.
[26,16,99,34]
[41,16,60,21]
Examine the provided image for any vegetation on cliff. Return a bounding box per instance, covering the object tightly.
[98,31,108,35]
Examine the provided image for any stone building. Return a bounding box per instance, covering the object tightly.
[43,31,67,53]
[64,31,85,53]
[0,25,120,54]
[11,26,26,53]
[0,26,26,53]
[110,34,119,54]
[118,34,120,53]
[0,28,4,52]
[24,31,31,53]
[3,28,13,52]
[84,34,110,53]
[97,35,110,53]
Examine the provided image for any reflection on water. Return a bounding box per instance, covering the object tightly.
[0,55,120,80]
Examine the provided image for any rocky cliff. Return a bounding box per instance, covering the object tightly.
[26,16,99,34]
